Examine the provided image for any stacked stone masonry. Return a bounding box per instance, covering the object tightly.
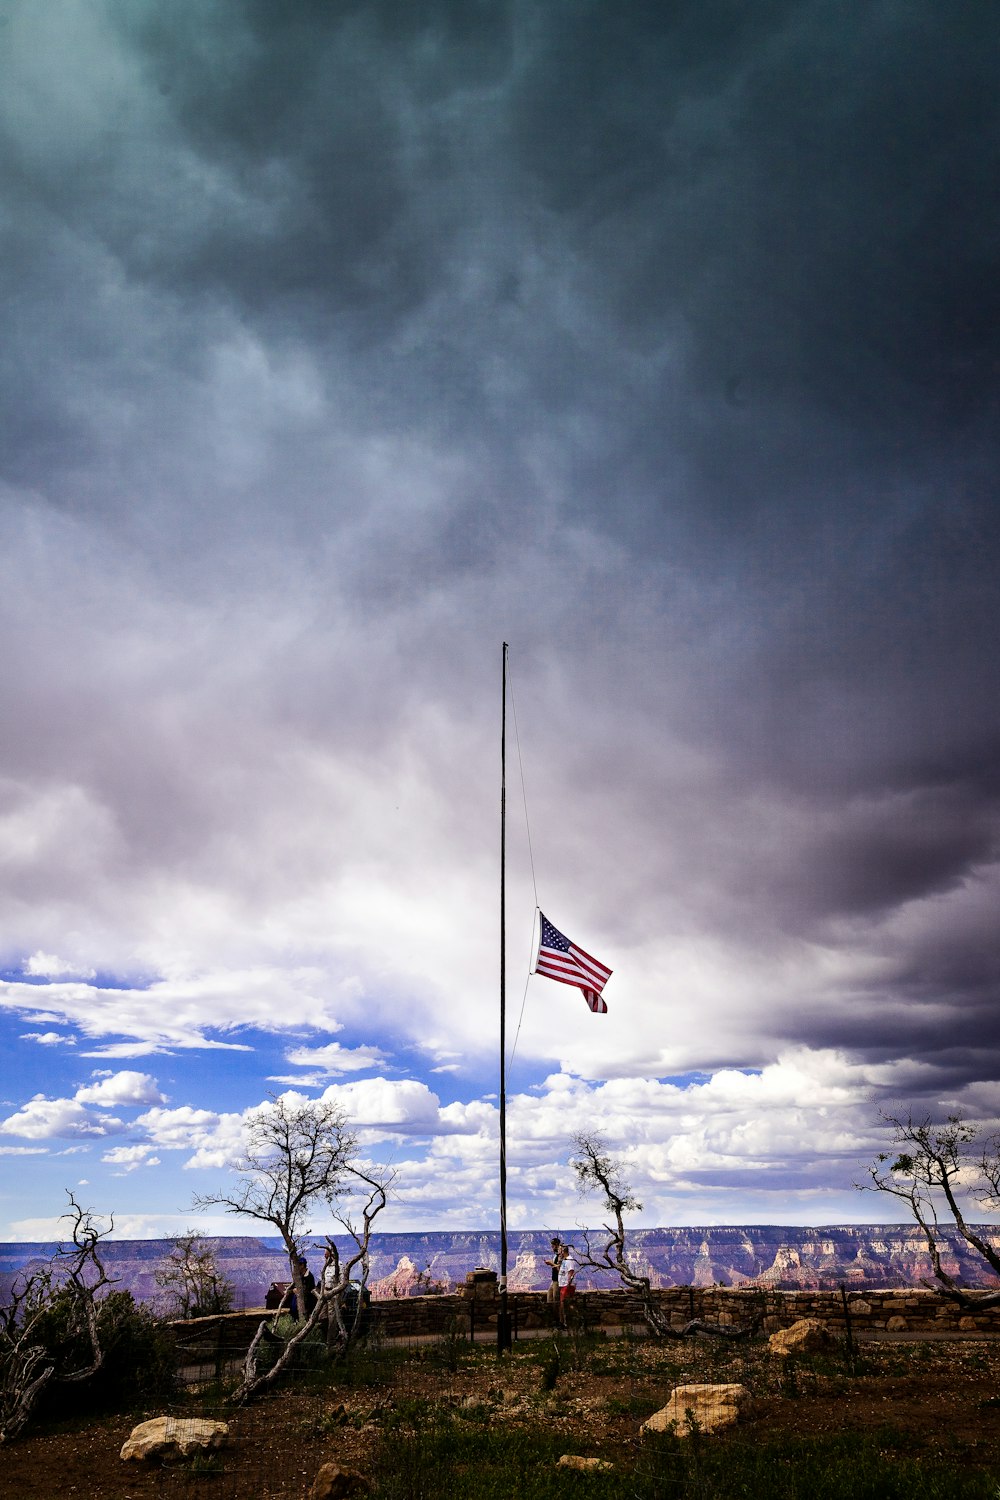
[172,1285,998,1363]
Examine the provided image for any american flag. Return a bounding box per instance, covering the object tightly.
[534,912,612,1013]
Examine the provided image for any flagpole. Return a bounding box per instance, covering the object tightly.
[498,642,511,1352]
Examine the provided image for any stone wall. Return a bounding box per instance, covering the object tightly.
[171,1284,999,1364]
[655,1285,999,1336]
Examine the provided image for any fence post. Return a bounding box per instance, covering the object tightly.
[840,1283,855,1363]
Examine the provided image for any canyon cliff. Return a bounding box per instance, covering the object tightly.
[3,1223,999,1308]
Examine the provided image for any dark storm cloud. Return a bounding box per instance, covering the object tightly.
[100,0,518,359]
[8,5,999,517]
[7,3,999,450]
[511,2,1000,454]
[770,787,997,922]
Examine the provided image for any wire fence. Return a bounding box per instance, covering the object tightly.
[14,1290,993,1499]
[132,1297,830,1499]
[151,1313,664,1499]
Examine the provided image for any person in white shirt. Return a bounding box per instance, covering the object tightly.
[558,1252,576,1325]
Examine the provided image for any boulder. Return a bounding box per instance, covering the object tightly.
[120,1417,229,1462]
[308,1463,370,1500]
[641,1384,747,1437]
[558,1455,614,1471]
[886,1315,908,1332]
[768,1318,834,1357]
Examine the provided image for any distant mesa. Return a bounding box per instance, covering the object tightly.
[2,1225,998,1310]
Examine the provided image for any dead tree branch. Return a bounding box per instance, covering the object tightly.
[194,1094,391,1403]
[0,1194,117,1443]
[864,1112,1000,1311]
[570,1133,761,1341]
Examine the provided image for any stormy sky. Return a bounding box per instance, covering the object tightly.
[1,0,998,1240]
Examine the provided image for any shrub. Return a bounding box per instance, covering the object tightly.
[34,1290,177,1420]
[155,1232,234,1319]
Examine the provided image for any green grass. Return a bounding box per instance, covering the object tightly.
[603,1391,660,1420]
[638,1427,1000,1500]
[169,1322,1000,1500]
[373,1416,616,1500]
[370,1417,1000,1500]
[186,1449,227,1478]
[19,1314,1000,1500]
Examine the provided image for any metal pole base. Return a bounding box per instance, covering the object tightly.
[497,1290,512,1353]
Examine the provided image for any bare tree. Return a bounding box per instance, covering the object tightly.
[195,1093,390,1401]
[865,1111,1000,1311]
[155,1232,233,1319]
[570,1133,761,1340]
[316,1223,375,1350]
[0,1194,116,1443]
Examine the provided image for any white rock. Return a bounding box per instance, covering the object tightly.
[641,1383,747,1437]
[768,1318,833,1357]
[120,1416,229,1462]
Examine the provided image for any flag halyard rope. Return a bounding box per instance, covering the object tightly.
[507,658,539,910]
[505,657,539,1072]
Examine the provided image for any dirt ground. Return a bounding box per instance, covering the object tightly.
[1,1335,998,1499]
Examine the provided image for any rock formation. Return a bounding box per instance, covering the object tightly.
[120,1417,229,1462]
[5,1222,1000,1310]
[642,1384,747,1436]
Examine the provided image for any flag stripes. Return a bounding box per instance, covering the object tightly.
[535,912,612,1014]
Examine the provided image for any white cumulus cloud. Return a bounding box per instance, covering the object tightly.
[136,1104,246,1170]
[277,1040,387,1077]
[0,1096,126,1140]
[75,1071,166,1106]
[101,1144,162,1172]
[25,951,96,979]
[319,1078,444,1134]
